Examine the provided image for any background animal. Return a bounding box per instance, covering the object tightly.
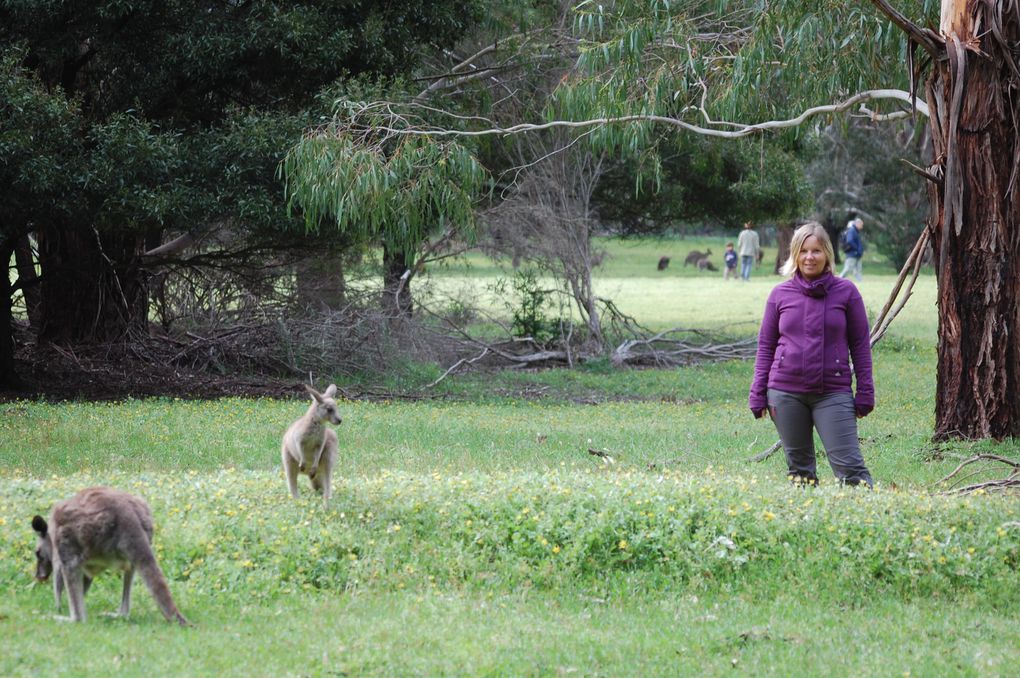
[684,248,712,266]
[697,257,718,272]
[31,486,190,625]
[281,383,342,506]
[657,256,670,271]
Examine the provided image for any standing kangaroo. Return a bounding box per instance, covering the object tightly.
[281,383,342,506]
[31,486,190,625]
[683,248,712,266]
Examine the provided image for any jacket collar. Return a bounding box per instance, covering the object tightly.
[792,270,834,298]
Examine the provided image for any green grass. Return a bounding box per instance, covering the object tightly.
[4,587,1017,676]
[423,235,937,340]
[0,343,951,487]
[2,238,1017,676]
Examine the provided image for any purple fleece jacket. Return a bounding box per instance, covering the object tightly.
[748,271,874,415]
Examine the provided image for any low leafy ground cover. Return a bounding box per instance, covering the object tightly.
[1,467,1018,676]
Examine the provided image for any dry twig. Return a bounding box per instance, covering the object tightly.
[935,454,1020,494]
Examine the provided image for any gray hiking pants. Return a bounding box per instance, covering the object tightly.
[767,388,873,487]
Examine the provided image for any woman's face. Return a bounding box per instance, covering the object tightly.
[797,235,828,280]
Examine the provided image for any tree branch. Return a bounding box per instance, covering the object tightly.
[355,90,929,143]
[868,0,943,59]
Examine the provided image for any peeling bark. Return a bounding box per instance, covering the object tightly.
[925,0,1020,439]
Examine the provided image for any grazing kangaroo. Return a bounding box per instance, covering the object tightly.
[281,383,342,506]
[656,256,671,271]
[697,257,719,272]
[683,248,712,266]
[31,487,190,625]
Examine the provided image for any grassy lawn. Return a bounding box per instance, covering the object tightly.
[2,238,1018,677]
[423,235,937,341]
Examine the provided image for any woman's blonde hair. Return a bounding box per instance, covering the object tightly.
[780,221,834,277]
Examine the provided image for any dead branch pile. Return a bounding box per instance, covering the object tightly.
[935,454,1020,495]
[611,329,757,367]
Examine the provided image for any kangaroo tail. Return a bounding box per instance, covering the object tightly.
[136,553,190,626]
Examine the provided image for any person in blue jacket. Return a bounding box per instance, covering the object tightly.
[839,217,865,281]
[749,221,874,487]
[723,242,738,280]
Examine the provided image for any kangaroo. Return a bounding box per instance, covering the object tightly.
[697,257,719,272]
[656,256,671,271]
[31,487,189,625]
[281,383,342,506]
[683,248,712,266]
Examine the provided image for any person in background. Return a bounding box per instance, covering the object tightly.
[839,217,865,281]
[737,222,760,281]
[723,242,738,280]
[749,221,875,487]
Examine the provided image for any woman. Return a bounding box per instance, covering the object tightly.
[748,222,874,486]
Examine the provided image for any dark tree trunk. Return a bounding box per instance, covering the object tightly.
[14,234,42,330]
[926,4,1020,440]
[36,221,149,343]
[0,238,25,388]
[296,253,347,311]
[382,244,413,317]
[821,215,842,267]
[775,223,793,274]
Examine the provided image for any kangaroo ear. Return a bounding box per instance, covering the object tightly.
[324,384,337,398]
[304,384,324,403]
[31,515,47,536]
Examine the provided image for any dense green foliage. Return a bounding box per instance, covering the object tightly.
[283,119,488,259]
[595,135,812,234]
[563,1,938,123]
[0,48,80,232]
[0,0,485,349]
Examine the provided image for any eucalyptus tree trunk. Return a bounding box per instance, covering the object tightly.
[924,0,1020,439]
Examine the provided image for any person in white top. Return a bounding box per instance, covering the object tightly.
[737,222,761,281]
